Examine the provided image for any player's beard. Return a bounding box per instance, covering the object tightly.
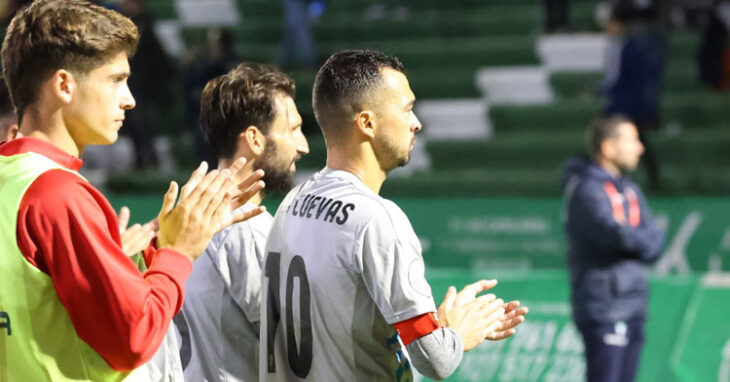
[374,134,411,172]
[256,139,297,194]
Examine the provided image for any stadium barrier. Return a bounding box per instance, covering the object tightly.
[108,195,730,275]
[395,197,730,273]
[424,269,730,382]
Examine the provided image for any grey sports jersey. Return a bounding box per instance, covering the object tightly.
[125,326,183,381]
[178,203,273,382]
[260,168,436,381]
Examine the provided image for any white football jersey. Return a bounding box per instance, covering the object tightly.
[178,203,273,382]
[260,168,436,381]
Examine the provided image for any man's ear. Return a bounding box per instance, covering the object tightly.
[50,69,76,105]
[240,125,266,156]
[355,110,376,140]
[600,140,616,160]
[5,124,19,141]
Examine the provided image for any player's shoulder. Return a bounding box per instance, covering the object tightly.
[309,168,405,224]
[361,198,416,245]
[274,168,409,229]
[238,203,274,233]
[213,204,273,247]
[25,168,103,209]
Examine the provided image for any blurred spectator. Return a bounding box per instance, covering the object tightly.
[183,28,239,167]
[601,0,668,191]
[364,0,410,21]
[542,0,570,33]
[119,0,177,170]
[563,116,665,382]
[699,0,730,90]
[0,79,19,142]
[279,0,318,70]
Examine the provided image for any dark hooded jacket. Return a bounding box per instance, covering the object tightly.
[562,157,665,324]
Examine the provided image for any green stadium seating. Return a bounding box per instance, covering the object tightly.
[89,0,730,196]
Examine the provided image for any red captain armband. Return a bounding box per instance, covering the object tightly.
[393,312,441,346]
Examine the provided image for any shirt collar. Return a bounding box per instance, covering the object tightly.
[318,166,376,196]
[0,137,84,171]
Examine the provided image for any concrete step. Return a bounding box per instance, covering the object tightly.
[175,0,240,26]
[537,33,608,72]
[415,99,492,140]
[476,66,554,105]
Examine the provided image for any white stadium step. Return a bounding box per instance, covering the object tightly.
[415,99,492,141]
[537,33,608,73]
[175,0,240,27]
[476,66,554,105]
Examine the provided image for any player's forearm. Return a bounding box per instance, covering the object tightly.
[405,327,464,380]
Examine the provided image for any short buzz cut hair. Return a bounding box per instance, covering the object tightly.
[1,0,139,120]
[199,63,296,159]
[586,114,633,155]
[312,49,405,139]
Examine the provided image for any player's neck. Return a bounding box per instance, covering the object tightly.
[18,108,81,157]
[326,145,386,194]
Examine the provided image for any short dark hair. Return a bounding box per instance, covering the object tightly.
[586,114,633,155]
[1,0,139,120]
[312,49,405,138]
[199,63,296,159]
[0,78,13,117]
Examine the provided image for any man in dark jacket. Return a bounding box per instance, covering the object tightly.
[562,115,665,382]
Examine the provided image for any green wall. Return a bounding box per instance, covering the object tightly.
[422,270,730,382]
[108,196,730,273]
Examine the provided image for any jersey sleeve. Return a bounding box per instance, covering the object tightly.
[358,202,436,324]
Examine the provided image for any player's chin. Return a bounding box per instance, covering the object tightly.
[396,155,411,168]
[94,129,119,146]
[108,129,120,143]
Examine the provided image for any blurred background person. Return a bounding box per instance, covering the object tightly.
[183,28,239,167]
[119,0,177,170]
[562,115,665,382]
[542,0,570,33]
[279,0,318,70]
[699,0,730,91]
[363,0,410,21]
[600,0,669,191]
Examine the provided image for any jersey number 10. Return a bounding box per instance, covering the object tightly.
[264,252,313,378]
